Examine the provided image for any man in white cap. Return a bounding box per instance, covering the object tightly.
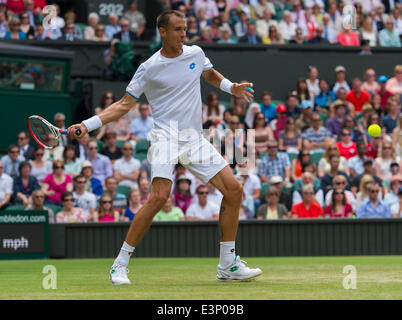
[265,175,292,211]
[332,65,351,94]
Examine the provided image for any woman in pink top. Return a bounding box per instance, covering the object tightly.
[385,65,402,95]
[42,160,73,204]
[324,187,353,218]
[95,193,120,222]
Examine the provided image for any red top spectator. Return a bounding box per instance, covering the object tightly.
[336,129,357,160]
[290,184,323,218]
[324,203,353,218]
[324,187,353,218]
[34,0,47,9]
[7,0,25,14]
[346,78,370,113]
[336,29,360,46]
[365,138,381,159]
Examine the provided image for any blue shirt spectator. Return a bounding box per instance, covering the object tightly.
[314,89,336,111]
[4,30,26,39]
[86,141,113,183]
[130,105,153,141]
[356,183,392,218]
[1,146,25,180]
[258,141,291,183]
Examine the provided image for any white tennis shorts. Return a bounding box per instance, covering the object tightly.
[148,136,228,184]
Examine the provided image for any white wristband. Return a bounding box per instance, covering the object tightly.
[220,78,234,95]
[82,116,102,132]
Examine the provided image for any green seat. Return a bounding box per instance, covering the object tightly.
[136,140,150,154]
[134,153,147,162]
[271,100,285,107]
[5,205,26,211]
[260,182,270,198]
[116,140,127,148]
[288,152,299,163]
[258,152,268,159]
[318,112,329,126]
[96,140,104,152]
[45,204,63,214]
[75,23,86,34]
[116,185,131,199]
[310,152,324,164]
[220,100,231,110]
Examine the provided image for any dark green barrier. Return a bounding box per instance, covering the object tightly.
[49,219,402,259]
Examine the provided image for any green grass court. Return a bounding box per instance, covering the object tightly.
[1,256,402,300]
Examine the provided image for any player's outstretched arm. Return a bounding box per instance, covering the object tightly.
[201,68,254,103]
[68,93,137,139]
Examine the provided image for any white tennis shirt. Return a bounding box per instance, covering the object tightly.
[126,45,213,142]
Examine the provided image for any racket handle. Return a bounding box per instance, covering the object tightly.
[61,128,82,136]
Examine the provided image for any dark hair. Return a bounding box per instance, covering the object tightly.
[18,161,31,174]
[97,192,116,218]
[253,112,266,129]
[99,91,116,110]
[296,78,310,101]
[8,144,19,153]
[261,91,272,99]
[301,162,316,174]
[298,149,310,164]
[206,91,220,117]
[157,10,185,29]
[63,145,77,162]
[329,154,340,162]
[61,191,73,202]
[73,174,86,182]
[196,184,208,194]
[331,187,346,210]
[34,145,44,153]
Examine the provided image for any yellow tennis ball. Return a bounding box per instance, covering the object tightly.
[368,124,381,137]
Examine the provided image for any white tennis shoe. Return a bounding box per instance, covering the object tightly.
[217,256,262,281]
[110,264,131,285]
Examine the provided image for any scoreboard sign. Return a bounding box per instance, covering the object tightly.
[87,0,128,25]
[0,211,49,259]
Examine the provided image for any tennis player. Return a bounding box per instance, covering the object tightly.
[68,10,262,284]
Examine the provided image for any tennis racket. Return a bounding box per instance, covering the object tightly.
[27,115,81,150]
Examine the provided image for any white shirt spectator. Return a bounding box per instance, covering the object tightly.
[207,188,223,208]
[241,173,261,199]
[304,0,325,9]
[73,191,97,219]
[278,20,297,40]
[0,172,12,202]
[193,0,219,20]
[113,156,141,187]
[186,201,219,220]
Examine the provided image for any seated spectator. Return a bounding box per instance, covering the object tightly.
[209,16,222,42]
[186,16,200,42]
[385,65,402,95]
[206,184,223,208]
[356,182,392,218]
[237,162,260,213]
[377,76,392,110]
[72,175,97,222]
[321,13,338,44]
[278,10,297,41]
[17,131,34,161]
[95,91,117,116]
[113,142,141,188]
[255,0,276,19]
[238,21,262,44]
[384,175,402,209]
[292,172,324,207]
[258,91,276,124]
[290,27,307,44]
[42,160,73,205]
[86,140,113,183]
[285,93,301,120]
[256,8,278,39]
[123,0,146,37]
[130,104,153,142]
[234,10,248,38]
[308,25,329,44]
[186,185,219,220]
[337,128,358,160]
[63,145,81,178]
[2,145,24,180]
[218,25,236,44]
[332,66,351,94]
[0,160,12,210]
[379,18,401,47]
[365,136,382,160]
[84,12,99,40]
[12,161,40,205]
[6,0,25,14]
[30,146,52,184]
[138,177,150,205]
[113,18,138,41]
[0,11,8,38]
[80,160,103,197]
[203,92,225,125]
[392,114,402,158]
[105,13,121,40]
[5,18,26,39]
[302,113,334,153]
[355,173,383,206]
[198,26,213,43]
[270,104,287,141]
[278,117,302,153]
[391,186,402,217]
[173,174,193,214]
[98,116,131,142]
[348,142,371,177]
[321,155,349,195]
[336,27,360,46]
[100,132,123,164]
[261,175,292,211]
[124,188,142,221]
[324,187,354,218]
[295,100,313,132]
[56,192,87,223]
[307,67,320,98]
[253,112,274,155]
[333,88,356,118]
[263,25,285,44]
[290,184,323,218]
[19,11,34,39]
[59,23,81,41]
[324,174,357,211]
[154,195,185,222]
[25,190,55,223]
[90,24,109,41]
[314,79,337,114]
[172,164,197,195]
[346,78,371,114]
[258,140,291,184]
[382,99,399,135]
[360,17,377,46]
[103,176,127,211]
[64,11,83,40]
[361,68,380,96]
[375,141,401,187]
[339,114,365,144]
[326,102,346,136]
[256,185,288,219]
[291,149,311,182]
[94,193,122,222]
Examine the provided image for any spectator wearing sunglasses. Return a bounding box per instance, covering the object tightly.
[73,175,97,221]
[1,145,24,180]
[95,193,122,222]
[336,128,358,160]
[42,160,73,205]
[324,187,354,218]
[321,155,350,196]
[86,140,113,183]
[186,185,219,220]
[113,142,141,188]
[324,175,357,212]
[56,192,87,223]
[356,182,391,218]
[29,146,52,184]
[258,139,291,184]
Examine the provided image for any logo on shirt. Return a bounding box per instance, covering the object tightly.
[189,63,196,70]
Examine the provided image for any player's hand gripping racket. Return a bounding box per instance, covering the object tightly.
[27,115,81,149]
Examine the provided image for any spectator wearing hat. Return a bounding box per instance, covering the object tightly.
[123,0,146,37]
[258,140,291,184]
[290,184,323,218]
[270,104,288,140]
[356,182,391,218]
[238,22,263,44]
[302,113,334,153]
[384,175,402,208]
[81,160,103,197]
[390,186,402,217]
[264,175,293,211]
[256,186,288,219]
[332,65,351,94]
[173,174,193,214]
[326,101,346,136]
[296,100,313,132]
[217,25,236,44]
[346,78,371,113]
[186,185,219,220]
[377,75,392,110]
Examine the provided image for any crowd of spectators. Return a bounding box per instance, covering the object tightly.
[0,0,401,48]
[0,59,401,222]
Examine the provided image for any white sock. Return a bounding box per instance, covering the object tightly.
[114,241,135,267]
[219,241,236,269]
